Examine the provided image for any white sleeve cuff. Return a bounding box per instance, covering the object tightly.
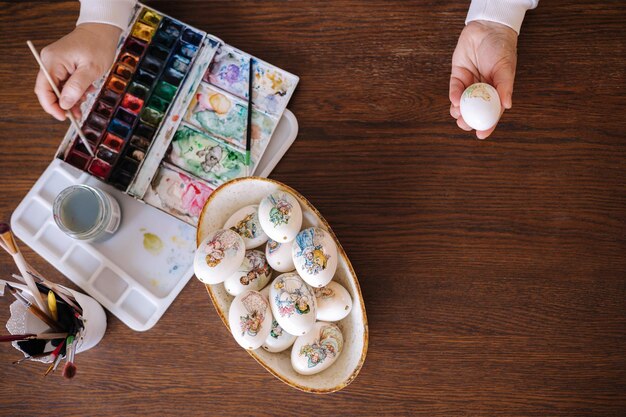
[466,0,539,34]
[76,0,136,30]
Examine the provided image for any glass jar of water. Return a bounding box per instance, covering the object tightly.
[53,185,121,241]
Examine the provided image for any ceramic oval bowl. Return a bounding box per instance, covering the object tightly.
[197,177,368,393]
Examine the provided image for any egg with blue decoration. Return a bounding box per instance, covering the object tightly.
[223,205,268,249]
[258,191,302,243]
[292,227,338,287]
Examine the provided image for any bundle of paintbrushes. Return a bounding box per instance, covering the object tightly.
[0,222,84,378]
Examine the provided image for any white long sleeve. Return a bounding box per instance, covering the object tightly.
[76,0,137,30]
[466,0,538,34]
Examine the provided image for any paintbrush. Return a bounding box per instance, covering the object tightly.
[0,332,67,342]
[5,284,63,331]
[0,278,29,294]
[62,335,77,379]
[13,352,53,365]
[12,273,82,315]
[245,58,253,177]
[0,223,49,313]
[26,40,94,157]
[44,339,66,376]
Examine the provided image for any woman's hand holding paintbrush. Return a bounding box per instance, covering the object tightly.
[31,23,120,127]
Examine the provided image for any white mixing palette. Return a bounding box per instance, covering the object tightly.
[10,110,298,331]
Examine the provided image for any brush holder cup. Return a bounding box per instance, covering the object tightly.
[6,286,107,361]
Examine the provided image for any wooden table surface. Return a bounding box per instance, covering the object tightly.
[1,1,625,415]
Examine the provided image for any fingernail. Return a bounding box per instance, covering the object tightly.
[59,96,72,110]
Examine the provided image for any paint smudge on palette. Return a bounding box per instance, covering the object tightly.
[165,223,195,274]
[185,83,248,148]
[204,44,298,116]
[167,124,246,187]
[184,83,278,163]
[143,232,164,255]
[143,162,214,224]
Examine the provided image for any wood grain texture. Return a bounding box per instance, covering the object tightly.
[0,1,625,415]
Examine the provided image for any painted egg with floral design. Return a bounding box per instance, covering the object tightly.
[258,191,302,243]
[269,272,317,336]
[194,229,245,284]
[228,290,273,350]
[262,319,297,353]
[292,227,338,288]
[291,321,344,375]
[265,238,295,273]
[224,250,272,296]
[314,281,353,322]
[224,205,268,249]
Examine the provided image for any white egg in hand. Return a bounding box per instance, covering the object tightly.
[258,191,302,243]
[224,250,272,296]
[265,239,295,273]
[223,205,268,249]
[269,273,317,336]
[291,321,344,375]
[262,319,297,353]
[459,83,501,131]
[292,227,338,288]
[314,282,353,322]
[194,229,245,285]
[228,290,272,350]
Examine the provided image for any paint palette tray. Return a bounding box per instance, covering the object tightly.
[10,110,298,331]
[56,3,299,226]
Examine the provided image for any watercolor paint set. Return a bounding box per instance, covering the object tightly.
[56,3,299,225]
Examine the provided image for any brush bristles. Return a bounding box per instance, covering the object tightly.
[0,222,10,234]
[0,226,18,254]
[62,362,77,379]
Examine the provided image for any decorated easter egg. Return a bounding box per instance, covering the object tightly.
[258,191,302,243]
[291,321,344,375]
[228,290,273,350]
[194,229,245,284]
[292,227,338,287]
[314,281,353,322]
[265,238,295,273]
[269,273,317,336]
[262,319,297,353]
[224,205,268,249]
[224,250,272,296]
[459,83,501,131]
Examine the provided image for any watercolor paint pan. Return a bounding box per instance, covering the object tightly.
[121,94,144,114]
[88,158,114,180]
[99,89,123,108]
[152,31,177,49]
[103,133,126,153]
[93,100,115,119]
[139,8,162,27]
[131,21,156,43]
[123,37,148,57]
